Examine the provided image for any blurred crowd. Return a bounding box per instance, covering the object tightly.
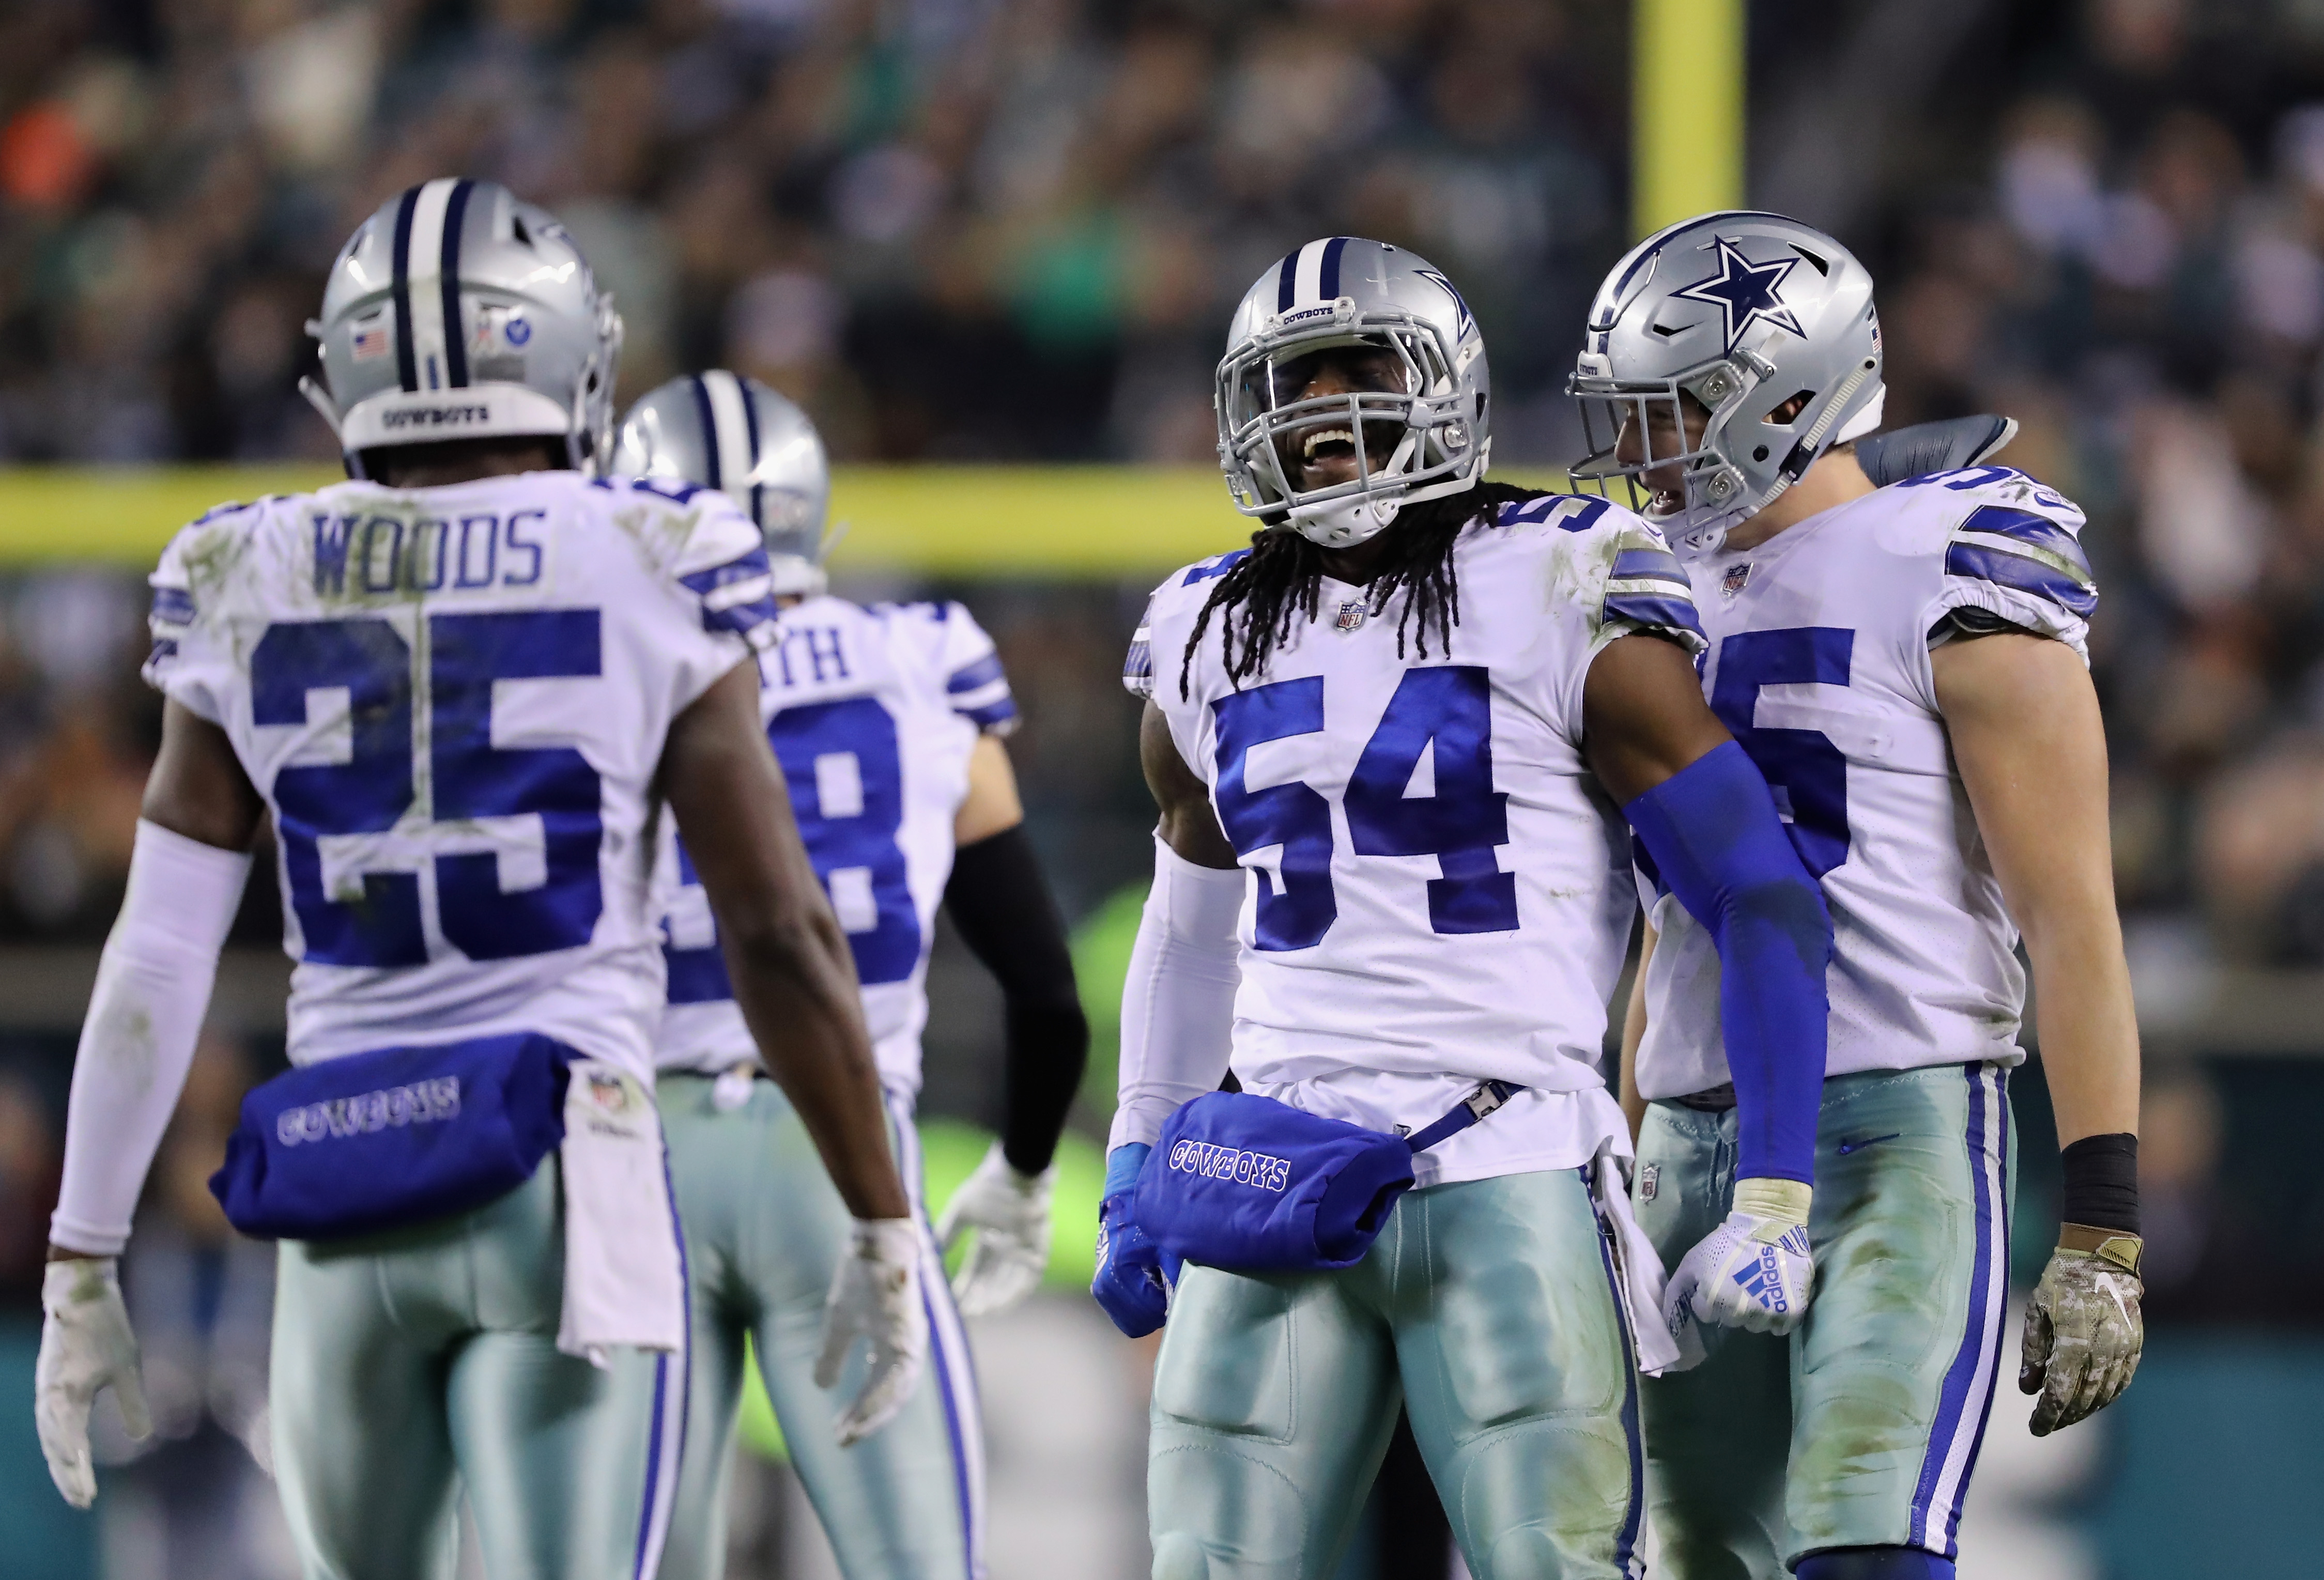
[0,0,1622,464]
[1869,0,2324,971]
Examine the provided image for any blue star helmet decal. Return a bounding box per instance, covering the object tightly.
[1672,235,1805,357]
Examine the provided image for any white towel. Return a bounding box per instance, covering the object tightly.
[556,1061,687,1368]
[1590,1143,1704,1377]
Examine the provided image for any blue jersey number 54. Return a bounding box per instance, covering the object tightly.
[1211,665,1517,950]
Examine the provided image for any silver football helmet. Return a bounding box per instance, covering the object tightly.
[302,178,624,477]
[1569,211,1885,556]
[613,371,833,596]
[1215,236,1490,550]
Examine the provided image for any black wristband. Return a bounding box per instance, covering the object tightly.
[2059,1132,2140,1236]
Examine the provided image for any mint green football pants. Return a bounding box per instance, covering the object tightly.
[1147,1167,1645,1580]
[270,1157,685,1580]
[653,1074,982,1580]
[1633,1061,2016,1577]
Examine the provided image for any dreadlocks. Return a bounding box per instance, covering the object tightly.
[1178,480,1550,699]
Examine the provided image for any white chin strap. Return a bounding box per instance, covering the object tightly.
[1289,493,1402,549]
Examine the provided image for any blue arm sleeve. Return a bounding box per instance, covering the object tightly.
[1105,1143,1152,1200]
[1624,740,1830,1185]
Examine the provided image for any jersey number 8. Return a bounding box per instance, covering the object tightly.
[665,695,920,999]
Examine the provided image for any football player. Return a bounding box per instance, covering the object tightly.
[1574,212,2143,1580]
[1102,236,1838,1578]
[614,370,1087,1580]
[32,180,921,1580]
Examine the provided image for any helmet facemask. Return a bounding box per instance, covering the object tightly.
[1216,300,1484,550]
[1569,352,1777,555]
[1569,346,1882,558]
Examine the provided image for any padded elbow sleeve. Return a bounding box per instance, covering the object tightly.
[1111,838,1243,1153]
[52,820,252,1255]
[1626,741,1830,1184]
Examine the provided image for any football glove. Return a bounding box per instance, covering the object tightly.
[2021,1226,2143,1436]
[1665,1178,1816,1336]
[814,1218,928,1448]
[935,1140,1055,1318]
[1091,1144,1174,1338]
[36,1257,151,1508]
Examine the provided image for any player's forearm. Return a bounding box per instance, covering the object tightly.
[1933,634,2138,1146]
[945,825,1089,1174]
[725,908,910,1220]
[52,821,251,1256]
[2022,904,2140,1145]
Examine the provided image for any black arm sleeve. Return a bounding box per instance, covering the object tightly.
[944,823,1089,1174]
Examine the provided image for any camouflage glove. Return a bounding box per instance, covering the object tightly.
[2020,1225,2143,1436]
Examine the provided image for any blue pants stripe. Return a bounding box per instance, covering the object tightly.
[1907,1066,2008,1554]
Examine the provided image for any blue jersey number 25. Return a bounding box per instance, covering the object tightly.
[1211,665,1517,951]
[252,611,604,967]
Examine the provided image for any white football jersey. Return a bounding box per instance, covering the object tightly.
[144,471,775,1085]
[654,596,1017,1102]
[1633,464,2098,1101]
[1128,494,1706,1187]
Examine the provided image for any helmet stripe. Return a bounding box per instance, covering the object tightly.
[1319,235,1348,300]
[701,373,757,516]
[390,184,422,394]
[438,178,476,388]
[687,375,722,490]
[399,179,460,393]
[1292,238,1327,306]
[735,374,765,531]
[1274,249,1299,314]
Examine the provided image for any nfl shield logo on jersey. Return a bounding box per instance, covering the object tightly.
[1721,563,1753,600]
[1639,1163,1659,1202]
[1334,599,1368,632]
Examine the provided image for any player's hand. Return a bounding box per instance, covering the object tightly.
[1665,1178,1816,1336]
[1092,1144,1173,1338]
[935,1140,1055,1318]
[36,1257,151,1508]
[814,1219,928,1448]
[2020,1228,2143,1436]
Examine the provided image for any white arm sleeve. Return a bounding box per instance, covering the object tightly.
[1109,836,1244,1153]
[50,820,252,1256]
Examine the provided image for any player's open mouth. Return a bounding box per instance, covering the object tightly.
[1287,422,1391,489]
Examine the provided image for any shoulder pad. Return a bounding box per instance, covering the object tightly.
[1857,416,2017,487]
